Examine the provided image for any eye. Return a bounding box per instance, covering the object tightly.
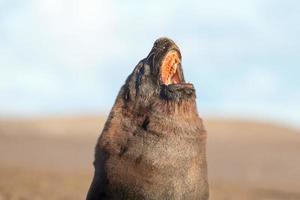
[135,65,145,88]
[143,63,150,75]
[139,65,145,75]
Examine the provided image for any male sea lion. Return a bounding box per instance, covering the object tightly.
[87,38,209,200]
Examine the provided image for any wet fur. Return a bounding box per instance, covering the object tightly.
[87,38,209,200]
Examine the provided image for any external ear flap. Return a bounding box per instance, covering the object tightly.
[142,63,151,75]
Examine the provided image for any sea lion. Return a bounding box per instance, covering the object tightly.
[87,38,209,200]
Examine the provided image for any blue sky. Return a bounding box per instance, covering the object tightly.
[0,0,299,128]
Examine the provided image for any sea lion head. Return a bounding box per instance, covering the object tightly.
[122,37,196,111]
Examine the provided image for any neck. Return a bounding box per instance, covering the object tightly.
[153,98,198,116]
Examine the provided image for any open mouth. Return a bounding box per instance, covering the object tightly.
[160,50,182,85]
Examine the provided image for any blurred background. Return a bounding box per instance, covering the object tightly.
[0,0,299,199]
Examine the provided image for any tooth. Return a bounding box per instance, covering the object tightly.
[173,63,177,73]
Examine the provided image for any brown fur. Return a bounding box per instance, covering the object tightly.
[87,38,209,200]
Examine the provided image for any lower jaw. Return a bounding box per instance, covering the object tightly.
[159,83,196,101]
[152,84,198,116]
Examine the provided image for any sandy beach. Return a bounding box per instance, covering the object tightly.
[0,117,299,200]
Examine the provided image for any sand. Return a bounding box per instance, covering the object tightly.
[0,117,299,200]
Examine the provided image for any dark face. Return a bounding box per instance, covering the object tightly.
[122,38,196,107]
